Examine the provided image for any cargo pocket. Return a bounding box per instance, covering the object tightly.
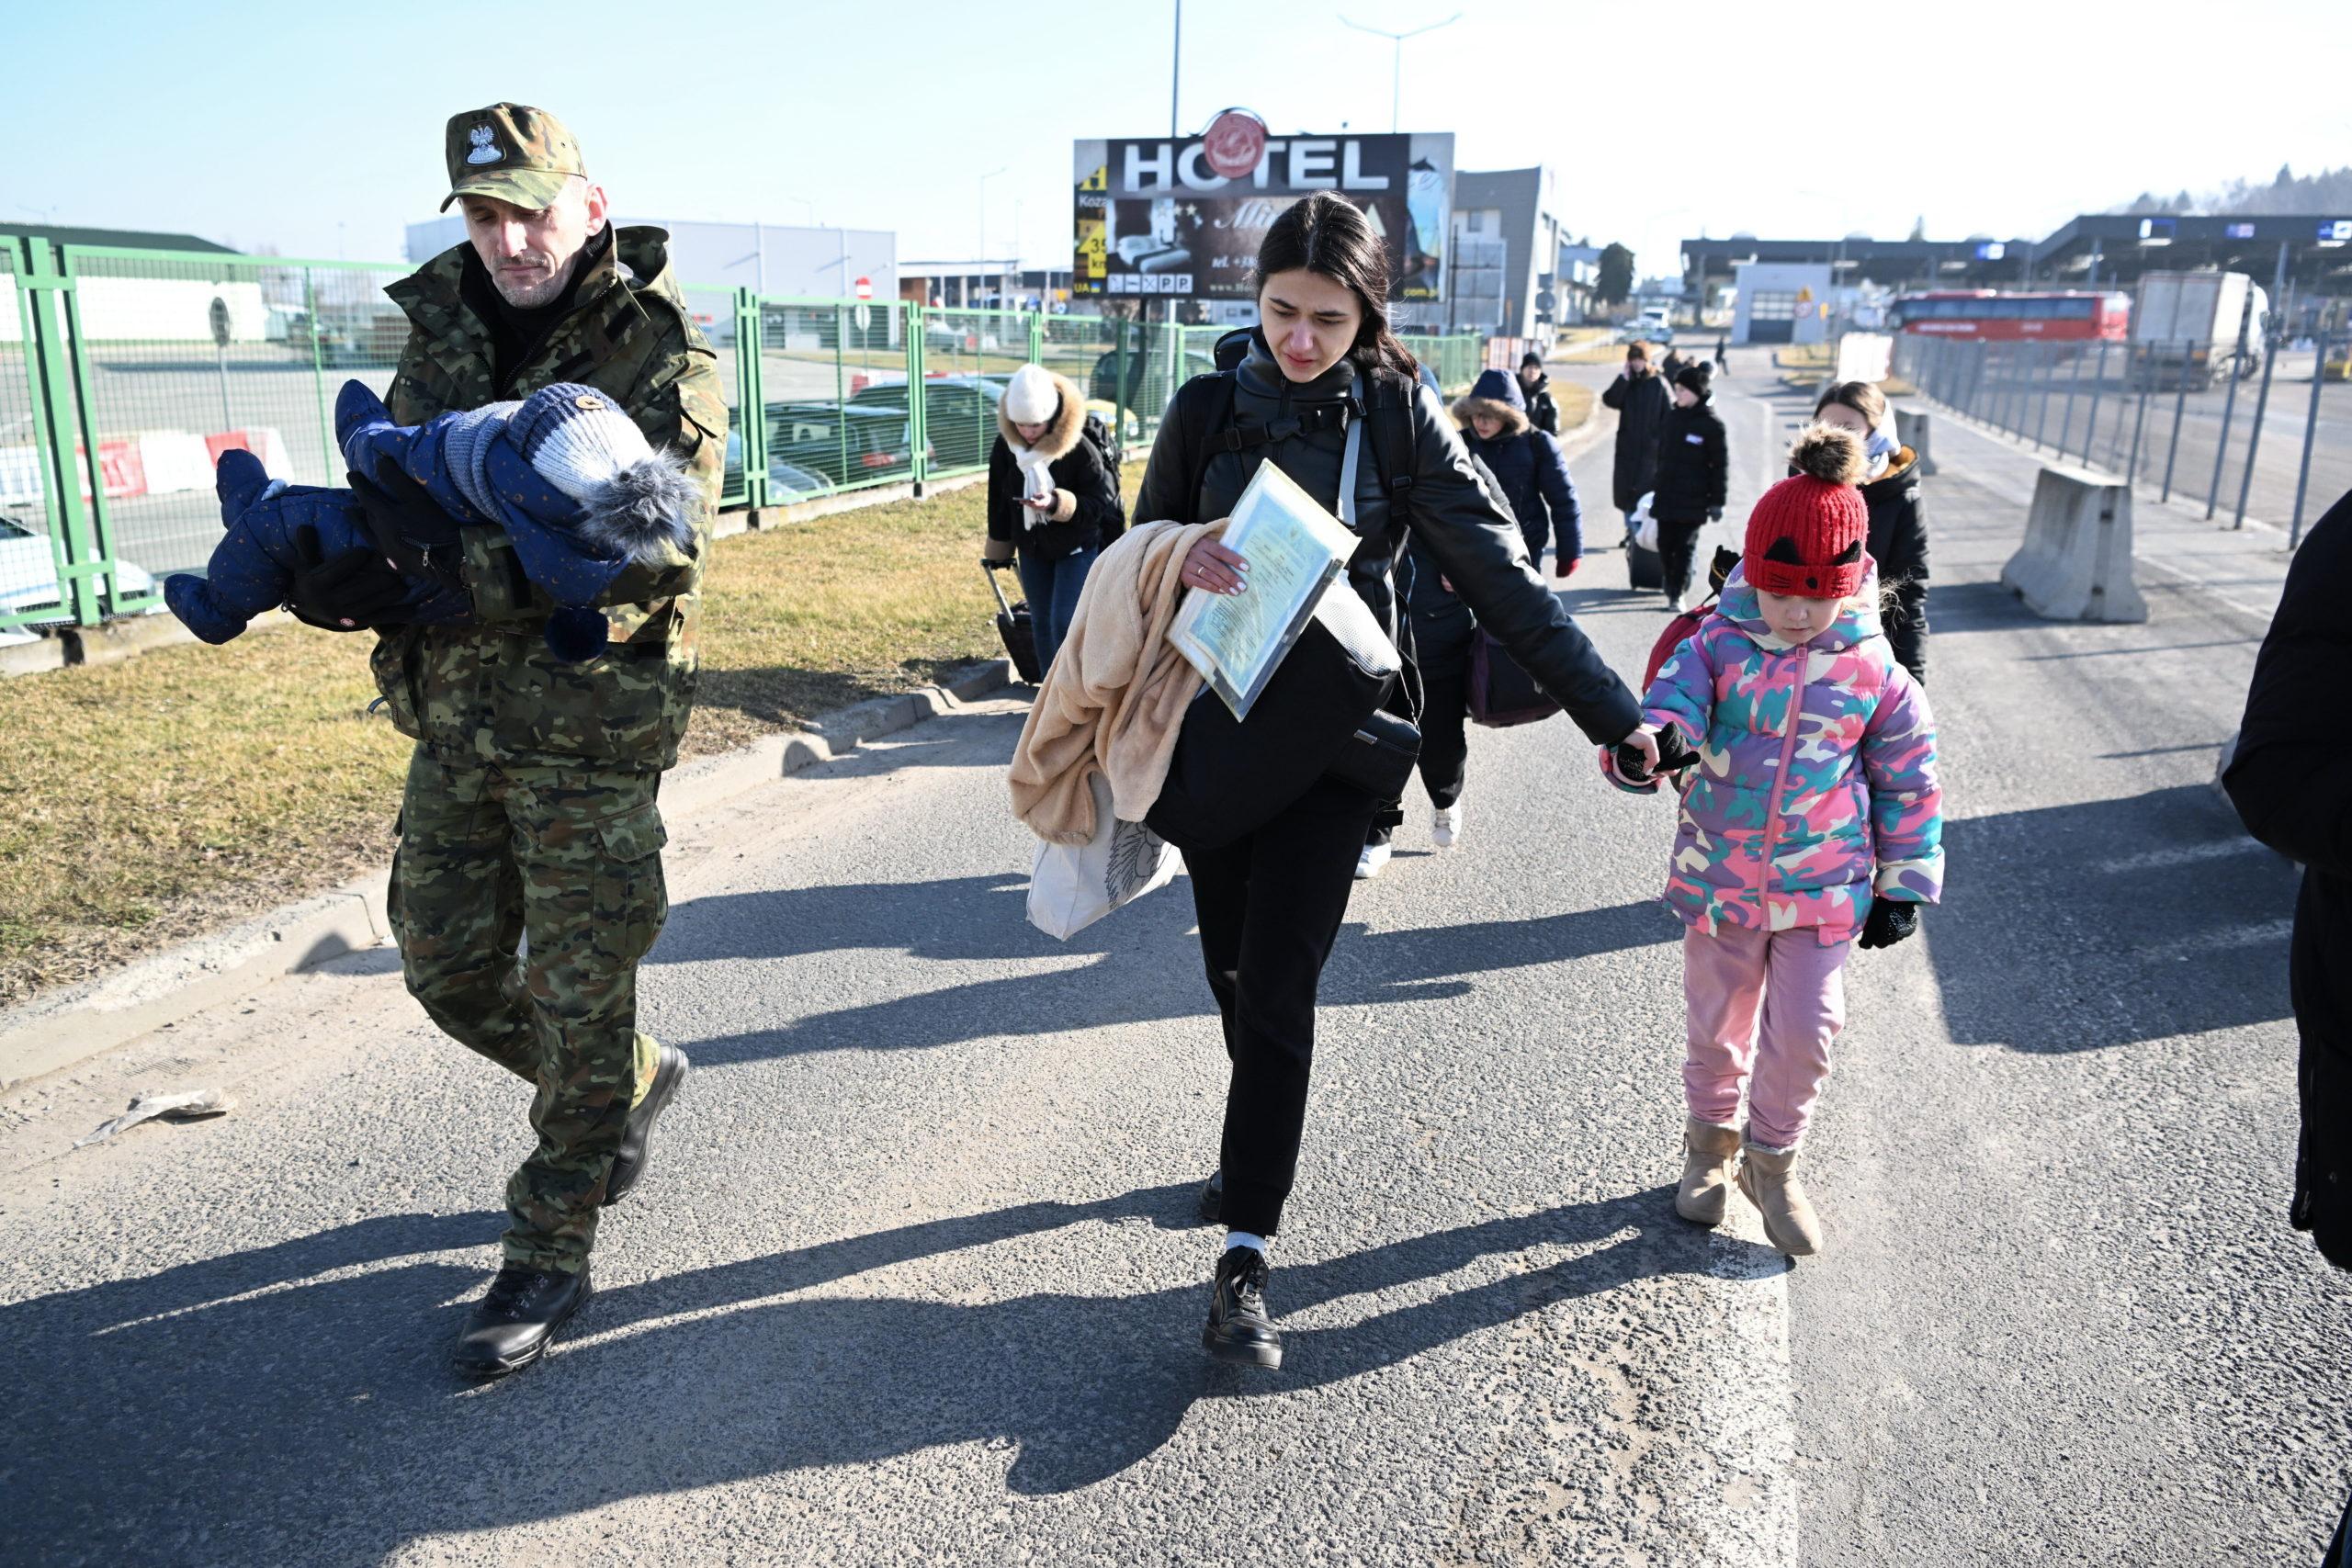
[593,801,669,967]
[368,627,424,740]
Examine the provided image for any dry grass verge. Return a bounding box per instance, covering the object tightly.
[0,464,1138,1006]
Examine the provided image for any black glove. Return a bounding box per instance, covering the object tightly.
[1857,898,1920,950]
[1613,726,1699,784]
[285,522,413,632]
[347,458,462,578]
[1707,507,1724,523]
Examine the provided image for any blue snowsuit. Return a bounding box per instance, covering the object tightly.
[165,380,687,660]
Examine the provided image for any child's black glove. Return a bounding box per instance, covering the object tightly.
[1617,726,1700,783]
[1857,899,1920,950]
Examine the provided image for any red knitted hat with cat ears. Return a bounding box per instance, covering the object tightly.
[1744,424,1870,600]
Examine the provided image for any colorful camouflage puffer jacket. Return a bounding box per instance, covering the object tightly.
[1611,564,1943,944]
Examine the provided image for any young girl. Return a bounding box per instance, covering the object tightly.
[1604,423,1944,1256]
[1813,379,1930,684]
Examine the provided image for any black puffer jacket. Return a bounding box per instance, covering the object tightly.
[986,369,1122,562]
[1135,331,1638,744]
[1650,394,1727,524]
[1521,370,1561,436]
[2222,485,2352,1271]
[1600,368,1675,513]
[1860,449,1930,684]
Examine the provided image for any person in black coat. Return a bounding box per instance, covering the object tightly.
[1813,381,1930,682]
[1136,193,1650,1371]
[1600,342,1676,536]
[1453,367,1582,581]
[1648,362,1728,605]
[982,365,1121,673]
[1517,350,1561,436]
[2220,484,2352,1568]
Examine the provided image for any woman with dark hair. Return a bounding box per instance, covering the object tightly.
[1134,191,1652,1369]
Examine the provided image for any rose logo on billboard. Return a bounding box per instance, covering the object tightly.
[1201,109,1268,181]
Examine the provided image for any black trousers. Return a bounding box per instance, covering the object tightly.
[1657,516,1706,604]
[1182,775,1383,1235]
[1365,660,1469,848]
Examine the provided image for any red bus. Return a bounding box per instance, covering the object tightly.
[1890,290,2131,342]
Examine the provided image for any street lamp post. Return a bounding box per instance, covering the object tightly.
[1340,11,1462,133]
[978,166,1007,309]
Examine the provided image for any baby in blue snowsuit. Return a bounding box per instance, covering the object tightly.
[165,379,700,661]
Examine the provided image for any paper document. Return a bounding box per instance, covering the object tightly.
[1168,461,1361,719]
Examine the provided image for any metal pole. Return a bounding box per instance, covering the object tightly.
[2233,335,2279,530]
[2160,339,2190,502]
[2289,333,2329,547]
[2082,339,2109,465]
[2206,288,2256,518]
[1170,0,1181,136]
[2034,343,2054,450]
[2057,342,2080,458]
[2126,346,2152,480]
[216,341,232,432]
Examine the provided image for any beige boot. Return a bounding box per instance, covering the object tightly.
[1737,1140,1825,1256]
[1674,1117,1743,1227]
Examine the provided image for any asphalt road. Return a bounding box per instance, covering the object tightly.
[1,355,2344,1565]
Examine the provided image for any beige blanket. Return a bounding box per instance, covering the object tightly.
[1008,519,1225,845]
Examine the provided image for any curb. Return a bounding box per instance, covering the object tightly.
[0,655,1019,1091]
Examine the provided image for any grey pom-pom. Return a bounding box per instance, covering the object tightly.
[572,453,701,565]
[1789,423,1867,485]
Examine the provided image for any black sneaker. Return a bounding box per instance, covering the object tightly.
[1202,1246,1283,1370]
[605,1043,689,1206]
[452,1262,593,1378]
[1197,1169,1224,1225]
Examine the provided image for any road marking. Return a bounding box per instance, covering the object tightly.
[1695,1204,1800,1564]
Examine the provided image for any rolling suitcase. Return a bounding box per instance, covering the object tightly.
[1627,542,1665,591]
[984,561,1044,684]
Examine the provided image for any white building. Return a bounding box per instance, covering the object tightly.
[1731,261,1836,346]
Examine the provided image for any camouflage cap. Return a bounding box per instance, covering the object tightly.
[441,104,586,213]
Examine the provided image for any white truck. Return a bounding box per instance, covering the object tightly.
[2132,270,2267,389]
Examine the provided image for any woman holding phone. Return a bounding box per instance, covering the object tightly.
[1133,193,1652,1370]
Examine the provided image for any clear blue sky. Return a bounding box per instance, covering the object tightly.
[10,0,2350,281]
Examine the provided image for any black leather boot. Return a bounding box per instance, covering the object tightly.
[1202,1246,1282,1370]
[1197,1168,1224,1225]
[452,1262,593,1378]
[605,1043,690,1206]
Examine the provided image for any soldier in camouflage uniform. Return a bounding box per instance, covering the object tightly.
[292,103,729,1377]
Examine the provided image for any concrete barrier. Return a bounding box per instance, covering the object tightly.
[2000,465,2149,623]
[1894,405,1936,475]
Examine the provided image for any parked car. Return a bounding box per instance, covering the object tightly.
[763,400,920,487]
[718,431,840,504]
[851,375,1009,473]
[0,513,164,645]
[1088,344,1218,413]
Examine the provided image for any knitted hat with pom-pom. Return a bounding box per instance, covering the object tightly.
[1744,423,1870,600]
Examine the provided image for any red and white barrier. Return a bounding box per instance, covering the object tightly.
[0,426,289,507]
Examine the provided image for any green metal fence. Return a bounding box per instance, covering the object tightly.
[0,231,1487,637]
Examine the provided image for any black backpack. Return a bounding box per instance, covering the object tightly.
[1080,411,1121,501]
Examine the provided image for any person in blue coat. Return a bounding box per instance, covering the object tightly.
[1452,367,1583,579]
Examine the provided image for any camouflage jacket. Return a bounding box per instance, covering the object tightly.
[369,225,729,773]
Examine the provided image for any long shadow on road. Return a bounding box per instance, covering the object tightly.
[1930,783,2296,1052]
[652,874,1676,1066]
[0,1182,1765,1564]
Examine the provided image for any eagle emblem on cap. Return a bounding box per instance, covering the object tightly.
[465,125,503,165]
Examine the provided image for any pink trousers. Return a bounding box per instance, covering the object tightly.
[1681,924,1850,1149]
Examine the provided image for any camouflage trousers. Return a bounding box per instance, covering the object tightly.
[389,746,669,1273]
